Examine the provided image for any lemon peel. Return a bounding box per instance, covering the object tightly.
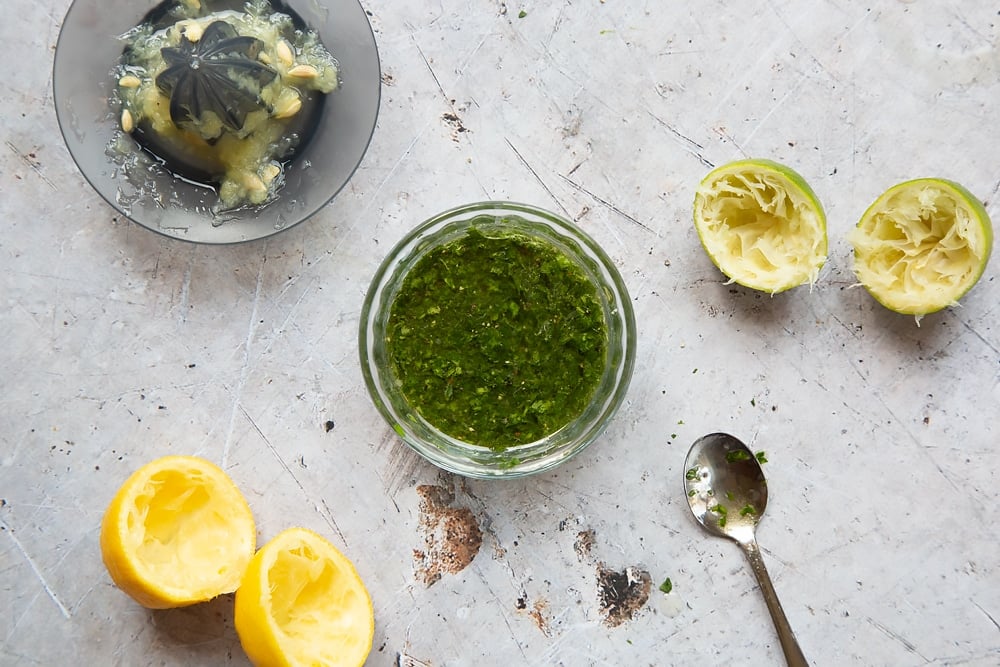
[235,527,375,667]
[100,455,256,609]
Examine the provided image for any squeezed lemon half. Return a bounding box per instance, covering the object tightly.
[850,178,993,317]
[234,527,375,667]
[693,159,828,293]
[100,455,256,609]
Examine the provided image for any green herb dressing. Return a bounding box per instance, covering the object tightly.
[386,225,608,450]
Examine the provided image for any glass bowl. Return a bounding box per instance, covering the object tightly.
[360,202,636,479]
[53,0,380,244]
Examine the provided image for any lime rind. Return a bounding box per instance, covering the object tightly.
[850,178,993,317]
[693,159,828,294]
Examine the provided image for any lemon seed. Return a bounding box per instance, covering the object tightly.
[118,75,142,89]
[286,64,318,79]
[120,109,134,133]
[276,40,294,67]
[261,163,281,184]
[182,21,203,42]
[243,173,266,194]
[272,94,302,119]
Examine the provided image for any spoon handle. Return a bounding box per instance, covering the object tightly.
[740,539,809,667]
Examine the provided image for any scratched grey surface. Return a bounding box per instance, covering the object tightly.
[2,1,999,665]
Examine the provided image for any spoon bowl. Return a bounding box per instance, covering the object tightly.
[684,433,808,667]
[685,432,768,542]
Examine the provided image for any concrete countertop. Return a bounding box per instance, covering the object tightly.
[2,1,998,665]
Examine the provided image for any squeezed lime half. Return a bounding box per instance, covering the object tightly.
[693,159,827,294]
[850,178,993,317]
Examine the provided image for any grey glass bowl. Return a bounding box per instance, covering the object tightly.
[360,202,636,479]
[53,0,380,244]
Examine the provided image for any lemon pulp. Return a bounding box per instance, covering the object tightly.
[273,544,366,661]
[851,178,993,316]
[693,159,827,293]
[129,467,250,593]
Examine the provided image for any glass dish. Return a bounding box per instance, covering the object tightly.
[360,202,636,479]
[53,0,380,244]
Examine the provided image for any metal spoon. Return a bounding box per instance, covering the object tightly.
[683,432,808,667]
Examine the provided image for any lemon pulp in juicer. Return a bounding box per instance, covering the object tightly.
[115,0,338,209]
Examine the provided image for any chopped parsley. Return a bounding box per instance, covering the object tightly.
[755,451,768,464]
[386,224,607,450]
[518,10,527,18]
[659,577,673,594]
[710,503,728,526]
[725,449,751,463]
[685,467,699,481]
[739,504,757,517]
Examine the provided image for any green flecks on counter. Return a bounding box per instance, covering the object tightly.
[386,226,608,450]
[659,577,673,594]
[755,451,768,464]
